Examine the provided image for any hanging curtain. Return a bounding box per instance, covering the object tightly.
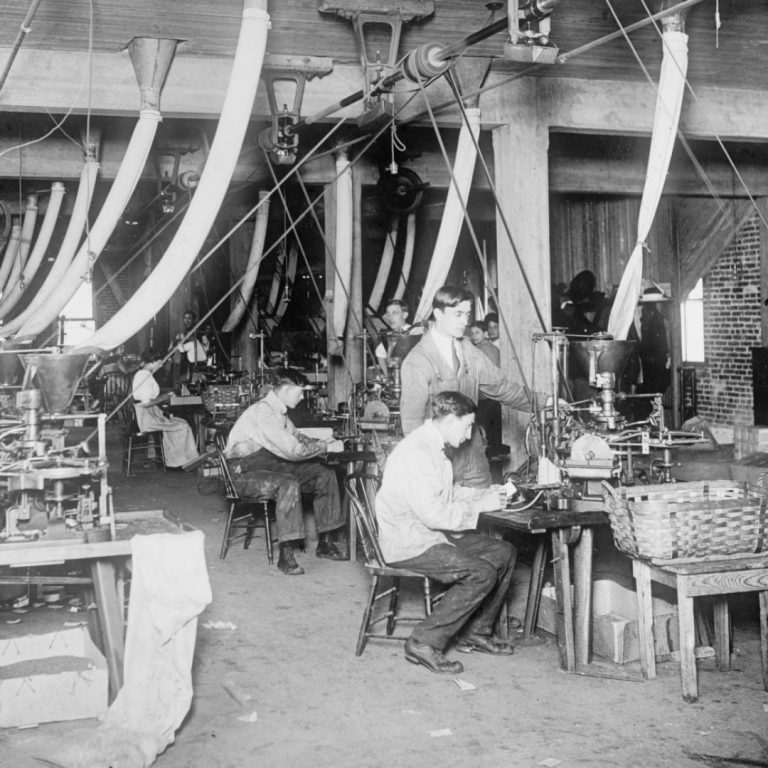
[222,190,271,332]
[76,1,271,353]
[326,148,353,355]
[0,183,65,318]
[607,30,689,339]
[394,211,416,301]
[367,215,398,313]
[414,107,480,323]
[0,160,98,331]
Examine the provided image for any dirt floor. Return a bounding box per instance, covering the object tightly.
[2,428,768,768]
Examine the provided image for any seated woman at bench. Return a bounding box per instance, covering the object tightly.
[132,350,199,469]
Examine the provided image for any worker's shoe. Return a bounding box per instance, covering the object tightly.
[315,532,346,561]
[404,637,464,675]
[455,631,514,656]
[277,543,304,575]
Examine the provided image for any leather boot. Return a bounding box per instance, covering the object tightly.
[404,637,464,675]
[315,532,346,561]
[277,542,304,575]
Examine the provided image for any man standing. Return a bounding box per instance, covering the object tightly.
[376,391,515,674]
[400,285,539,487]
[224,371,346,575]
[169,309,211,385]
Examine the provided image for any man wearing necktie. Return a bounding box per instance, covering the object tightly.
[400,284,544,487]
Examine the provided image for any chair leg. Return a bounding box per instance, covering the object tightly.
[244,508,255,551]
[156,434,167,472]
[263,505,274,565]
[125,436,133,477]
[386,577,400,636]
[759,590,768,692]
[423,577,433,616]
[356,573,379,656]
[220,502,236,560]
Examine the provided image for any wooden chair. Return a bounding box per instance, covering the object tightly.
[215,448,276,562]
[346,476,441,656]
[116,404,166,477]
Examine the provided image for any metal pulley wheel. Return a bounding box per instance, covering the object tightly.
[569,434,613,463]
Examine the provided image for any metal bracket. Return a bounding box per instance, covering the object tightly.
[260,54,333,165]
[503,0,559,65]
[318,2,434,129]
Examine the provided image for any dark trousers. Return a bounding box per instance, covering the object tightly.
[228,450,344,543]
[445,424,492,488]
[391,532,516,651]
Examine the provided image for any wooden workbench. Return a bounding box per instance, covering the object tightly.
[0,510,188,700]
[481,504,609,673]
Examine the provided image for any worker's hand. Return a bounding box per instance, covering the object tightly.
[477,486,506,512]
[544,395,572,413]
[325,439,345,454]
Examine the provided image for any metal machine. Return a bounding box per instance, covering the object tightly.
[0,350,112,543]
[522,331,705,511]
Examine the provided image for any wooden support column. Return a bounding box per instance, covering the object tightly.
[229,220,260,375]
[324,166,363,410]
[492,79,551,467]
[759,198,768,345]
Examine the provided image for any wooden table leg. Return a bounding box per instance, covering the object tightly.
[523,536,547,640]
[712,596,731,671]
[632,559,656,680]
[552,529,575,672]
[677,576,698,703]
[759,590,768,692]
[90,559,124,702]
[573,526,594,668]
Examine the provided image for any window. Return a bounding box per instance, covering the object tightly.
[60,281,95,346]
[681,278,704,363]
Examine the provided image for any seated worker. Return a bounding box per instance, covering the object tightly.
[400,285,544,488]
[484,312,500,349]
[376,391,515,675]
[132,350,200,468]
[374,298,422,375]
[224,371,346,575]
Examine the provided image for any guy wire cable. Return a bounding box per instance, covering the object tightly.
[634,0,768,231]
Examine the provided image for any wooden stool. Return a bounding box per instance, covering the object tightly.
[631,554,768,703]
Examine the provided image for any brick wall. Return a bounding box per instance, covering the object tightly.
[696,213,762,427]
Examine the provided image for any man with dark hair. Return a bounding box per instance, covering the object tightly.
[483,311,500,348]
[376,391,515,675]
[225,371,346,575]
[374,298,422,375]
[400,284,541,487]
[169,309,211,385]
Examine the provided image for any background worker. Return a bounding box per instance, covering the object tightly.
[374,298,422,375]
[376,391,515,675]
[224,371,346,575]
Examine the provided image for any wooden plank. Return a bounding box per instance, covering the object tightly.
[712,596,731,671]
[676,576,699,703]
[632,559,657,680]
[90,558,124,702]
[684,570,768,597]
[760,591,768,692]
[573,526,593,668]
[551,529,575,672]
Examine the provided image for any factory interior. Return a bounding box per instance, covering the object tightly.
[0,1,767,766]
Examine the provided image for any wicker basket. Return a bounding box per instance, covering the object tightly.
[601,480,768,560]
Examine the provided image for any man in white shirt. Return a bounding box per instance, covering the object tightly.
[169,310,210,383]
[225,371,345,575]
[374,299,422,375]
[376,391,515,675]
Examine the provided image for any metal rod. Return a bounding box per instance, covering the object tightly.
[557,0,707,63]
[0,0,43,94]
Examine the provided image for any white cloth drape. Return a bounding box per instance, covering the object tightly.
[607,31,689,340]
[0,184,65,318]
[0,196,37,295]
[368,215,398,313]
[414,107,481,323]
[0,160,98,334]
[394,212,416,301]
[75,1,271,353]
[327,149,353,354]
[222,190,270,332]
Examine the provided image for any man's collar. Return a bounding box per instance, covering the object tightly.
[265,389,287,415]
[424,419,448,453]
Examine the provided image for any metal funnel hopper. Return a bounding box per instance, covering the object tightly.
[570,339,637,385]
[20,353,92,414]
[0,345,25,387]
